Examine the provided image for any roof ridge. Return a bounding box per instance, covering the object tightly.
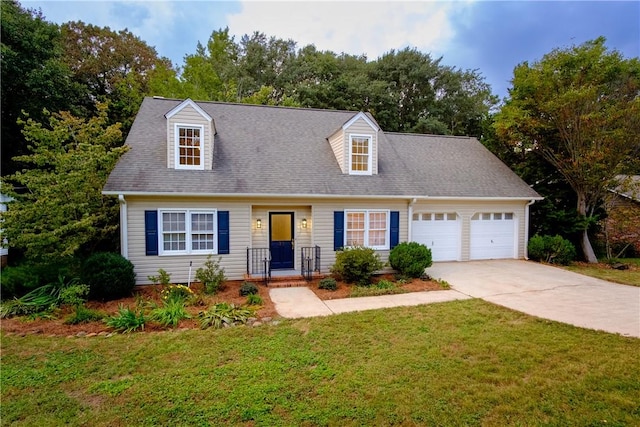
[384,131,475,139]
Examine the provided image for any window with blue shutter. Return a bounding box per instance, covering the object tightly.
[217,211,229,254]
[145,210,158,255]
[390,211,400,249]
[334,211,344,251]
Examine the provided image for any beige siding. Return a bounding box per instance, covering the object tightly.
[250,205,313,253]
[345,117,378,175]
[126,196,250,284]
[327,130,346,173]
[411,200,528,260]
[167,104,213,169]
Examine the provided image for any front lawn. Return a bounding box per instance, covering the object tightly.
[564,258,640,286]
[2,299,639,426]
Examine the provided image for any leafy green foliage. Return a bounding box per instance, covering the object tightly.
[389,242,433,278]
[105,304,145,333]
[64,305,105,325]
[330,246,384,286]
[195,255,226,294]
[0,283,60,318]
[149,298,191,328]
[1,104,126,261]
[199,303,254,329]
[245,294,263,306]
[147,268,171,286]
[350,279,405,298]
[528,235,577,265]
[318,277,337,291]
[239,282,258,296]
[81,252,135,301]
[160,284,195,304]
[0,258,81,299]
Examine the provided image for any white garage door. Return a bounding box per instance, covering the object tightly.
[412,213,460,261]
[470,212,516,260]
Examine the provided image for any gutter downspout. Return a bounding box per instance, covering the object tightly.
[118,195,128,259]
[408,198,418,241]
[524,199,536,260]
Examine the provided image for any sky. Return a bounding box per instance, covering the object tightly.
[22,0,640,101]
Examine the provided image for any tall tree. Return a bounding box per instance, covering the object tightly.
[1,104,126,261]
[0,0,83,176]
[494,37,640,262]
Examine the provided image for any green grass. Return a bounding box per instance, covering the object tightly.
[565,258,640,286]
[2,299,639,426]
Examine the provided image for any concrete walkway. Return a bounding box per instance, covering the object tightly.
[269,260,640,338]
[269,287,469,318]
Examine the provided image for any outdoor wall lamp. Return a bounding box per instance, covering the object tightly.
[302,218,308,229]
[256,218,262,229]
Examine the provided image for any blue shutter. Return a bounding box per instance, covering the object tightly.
[334,211,344,251]
[217,211,229,254]
[145,210,158,256]
[390,211,400,249]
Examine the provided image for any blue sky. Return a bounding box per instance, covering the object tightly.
[23,0,640,101]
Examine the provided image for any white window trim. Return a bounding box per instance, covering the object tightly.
[174,123,205,170]
[344,209,390,250]
[159,209,217,255]
[348,134,373,175]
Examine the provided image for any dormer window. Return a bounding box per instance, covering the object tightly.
[175,124,204,169]
[349,134,373,175]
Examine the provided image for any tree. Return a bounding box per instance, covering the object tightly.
[494,38,640,262]
[1,104,126,261]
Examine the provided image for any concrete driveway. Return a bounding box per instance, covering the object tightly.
[428,260,640,338]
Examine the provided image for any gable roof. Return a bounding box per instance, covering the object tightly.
[610,175,640,202]
[104,97,541,200]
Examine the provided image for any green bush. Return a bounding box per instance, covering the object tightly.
[246,293,263,306]
[147,268,171,286]
[199,303,253,329]
[528,235,577,265]
[239,282,258,296]
[389,242,433,278]
[59,283,90,307]
[81,253,136,301]
[195,255,227,294]
[1,258,79,299]
[64,306,105,325]
[330,246,383,286]
[160,284,195,304]
[318,277,337,291]
[105,304,145,333]
[149,298,190,328]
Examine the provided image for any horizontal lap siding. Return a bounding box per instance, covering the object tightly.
[126,197,249,284]
[412,200,528,260]
[167,105,213,169]
[328,130,346,173]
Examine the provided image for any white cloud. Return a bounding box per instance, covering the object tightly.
[227,1,473,60]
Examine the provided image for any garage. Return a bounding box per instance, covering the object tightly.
[411,212,460,261]
[470,212,516,259]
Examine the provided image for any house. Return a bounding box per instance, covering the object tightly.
[601,175,640,256]
[103,97,542,284]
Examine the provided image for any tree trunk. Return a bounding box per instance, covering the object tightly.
[577,191,598,263]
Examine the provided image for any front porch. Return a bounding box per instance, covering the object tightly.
[245,246,323,286]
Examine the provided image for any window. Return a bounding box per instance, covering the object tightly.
[345,210,389,249]
[349,135,372,175]
[160,210,216,254]
[175,124,204,169]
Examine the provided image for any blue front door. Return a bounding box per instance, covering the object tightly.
[270,212,294,270]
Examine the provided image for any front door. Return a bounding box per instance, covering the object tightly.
[270,212,294,269]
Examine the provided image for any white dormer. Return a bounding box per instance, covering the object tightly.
[165,99,215,170]
[328,112,380,175]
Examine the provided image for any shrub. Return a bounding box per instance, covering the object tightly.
[105,304,145,333]
[81,253,136,301]
[199,303,253,329]
[246,293,263,306]
[1,258,80,299]
[0,283,61,318]
[147,269,171,286]
[375,279,395,289]
[195,255,227,294]
[528,235,576,265]
[58,283,90,307]
[389,242,433,278]
[330,246,383,286]
[65,306,105,325]
[160,284,195,304]
[318,277,337,291]
[149,298,190,328]
[239,282,258,296]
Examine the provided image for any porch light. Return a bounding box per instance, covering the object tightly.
[256,218,262,229]
[302,218,308,229]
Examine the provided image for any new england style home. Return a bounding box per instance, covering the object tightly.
[103,97,542,284]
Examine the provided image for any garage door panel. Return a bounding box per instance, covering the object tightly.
[470,212,515,260]
[412,212,460,261]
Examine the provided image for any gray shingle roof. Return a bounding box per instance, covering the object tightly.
[104,97,541,199]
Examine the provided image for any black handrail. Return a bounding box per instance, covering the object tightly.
[301,246,321,281]
[247,247,271,285]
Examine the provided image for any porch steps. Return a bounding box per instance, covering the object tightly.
[267,280,310,288]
